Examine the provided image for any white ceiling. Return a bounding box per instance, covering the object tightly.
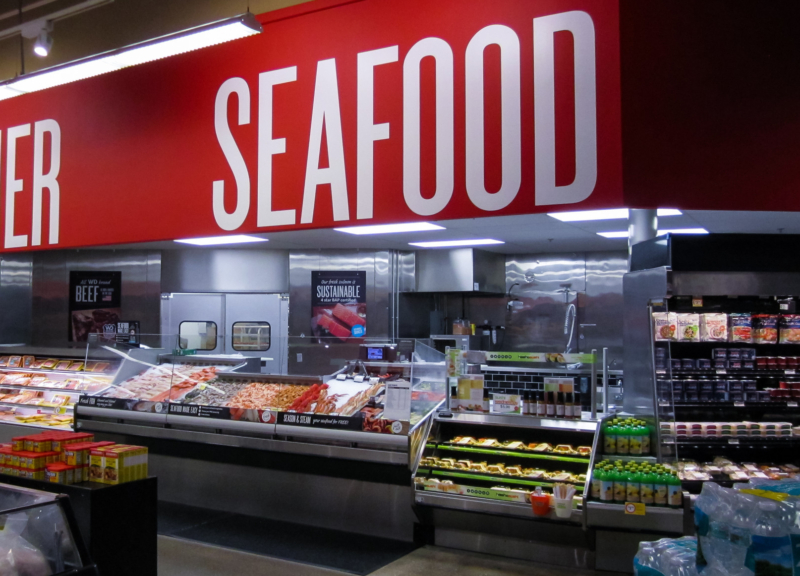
[101,210,800,254]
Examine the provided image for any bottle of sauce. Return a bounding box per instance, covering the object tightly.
[536,391,546,417]
[564,391,575,419]
[482,388,490,413]
[523,391,532,415]
[545,391,555,417]
[555,392,565,418]
[573,392,582,420]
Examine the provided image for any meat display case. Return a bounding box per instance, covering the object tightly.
[75,338,447,465]
[0,482,97,575]
[0,346,122,433]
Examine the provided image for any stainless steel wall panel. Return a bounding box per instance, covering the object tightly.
[397,251,416,293]
[30,250,161,346]
[288,250,393,375]
[622,267,669,415]
[0,254,33,345]
[583,252,628,369]
[161,249,289,293]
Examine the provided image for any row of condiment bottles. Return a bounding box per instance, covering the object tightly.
[520,390,582,419]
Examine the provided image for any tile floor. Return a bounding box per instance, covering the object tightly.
[158,537,611,576]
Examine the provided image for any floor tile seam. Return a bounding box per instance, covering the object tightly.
[157,512,238,537]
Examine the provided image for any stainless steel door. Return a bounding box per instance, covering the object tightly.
[224,293,287,374]
[161,293,225,352]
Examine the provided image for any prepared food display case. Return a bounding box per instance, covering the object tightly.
[0,347,121,432]
[0,482,96,575]
[76,338,447,465]
[413,413,598,524]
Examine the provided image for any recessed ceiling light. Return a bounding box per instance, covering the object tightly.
[175,235,268,246]
[548,208,682,222]
[409,239,504,248]
[334,222,445,235]
[597,228,708,239]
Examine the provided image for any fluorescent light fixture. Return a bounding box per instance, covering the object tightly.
[548,208,682,222]
[334,222,445,235]
[175,235,268,246]
[409,239,505,248]
[659,228,709,235]
[597,228,708,239]
[0,13,261,101]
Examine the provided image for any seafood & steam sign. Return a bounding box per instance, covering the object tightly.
[68,271,121,342]
[311,271,366,341]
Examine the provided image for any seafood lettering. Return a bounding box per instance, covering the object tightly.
[212,11,598,230]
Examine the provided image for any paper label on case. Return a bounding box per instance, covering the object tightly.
[625,502,646,515]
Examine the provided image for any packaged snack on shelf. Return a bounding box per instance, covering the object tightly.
[22,355,35,368]
[779,314,800,344]
[700,314,728,342]
[677,314,700,342]
[752,314,779,344]
[46,462,76,484]
[7,356,22,368]
[729,313,753,343]
[653,312,678,341]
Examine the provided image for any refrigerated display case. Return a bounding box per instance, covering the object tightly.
[623,234,800,497]
[0,347,121,433]
[0,482,97,575]
[76,337,446,465]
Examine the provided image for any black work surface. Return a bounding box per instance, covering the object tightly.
[159,501,418,575]
[1,476,157,576]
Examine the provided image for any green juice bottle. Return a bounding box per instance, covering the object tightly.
[653,473,668,506]
[600,467,614,502]
[641,424,652,455]
[616,426,630,455]
[629,425,643,455]
[640,471,655,505]
[591,467,602,500]
[613,468,627,503]
[604,424,617,454]
[667,473,682,508]
[626,469,641,502]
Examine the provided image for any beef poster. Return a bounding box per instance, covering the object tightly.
[311,271,366,341]
[69,271,122,341]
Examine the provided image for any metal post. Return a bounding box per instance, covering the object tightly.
[628,208,658,269]
[602,347,610,415]
[590,349,597,419]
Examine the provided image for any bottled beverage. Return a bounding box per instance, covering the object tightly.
[600,467,614,502]
[604,424,617,454]
[626,469,641,502]
[641,423,651,455]
[591,467,602,500]
[613,468,627,503]
[640,471,655,505]
[654,473,668,507]
[629,423,643,455]
[667,473,682,508]
[617,425,630,455]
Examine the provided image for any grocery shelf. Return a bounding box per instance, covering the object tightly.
[0,401,73,411]
[414,488,583,523]
[438,412,598,432]
[586,500,685,533]
[0,367,102,377]
[673,402,799,411]
[0,418,72,429]
[0,383,90,393]
[671,437,798,446]
[432,443,591,464]
[599,454,658,463]
[659,369,800,377]
[419,467,585,490]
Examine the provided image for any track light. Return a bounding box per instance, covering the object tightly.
[33,28,53,57]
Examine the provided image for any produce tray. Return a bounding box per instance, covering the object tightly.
[432,443,591,463]
[418,467,585,490]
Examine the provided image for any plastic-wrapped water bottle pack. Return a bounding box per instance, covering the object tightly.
[635,479,800,576]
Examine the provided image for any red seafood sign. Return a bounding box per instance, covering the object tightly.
[0,0,621,251]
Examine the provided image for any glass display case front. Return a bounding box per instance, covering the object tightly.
[0,483,93,575]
